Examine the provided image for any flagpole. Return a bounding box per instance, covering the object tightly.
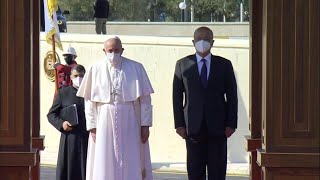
[44,0,62,98]
[52,34,59,93]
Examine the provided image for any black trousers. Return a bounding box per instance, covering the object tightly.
[186,121,227,180]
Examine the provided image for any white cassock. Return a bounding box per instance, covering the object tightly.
[77,57,154,180]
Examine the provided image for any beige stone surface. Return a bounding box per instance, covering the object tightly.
[65,21,249,38]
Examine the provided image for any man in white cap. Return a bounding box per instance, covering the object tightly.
[54,46,78,89]
[77,37,154,180]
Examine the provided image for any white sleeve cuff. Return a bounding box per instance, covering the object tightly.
[85,100,97,130]
[139,95,153,127]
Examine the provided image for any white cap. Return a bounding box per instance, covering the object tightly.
[62,46,77,57]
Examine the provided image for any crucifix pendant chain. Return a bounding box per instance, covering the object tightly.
[111,64,122,101]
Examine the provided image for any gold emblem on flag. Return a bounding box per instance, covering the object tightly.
[44,51,60,82]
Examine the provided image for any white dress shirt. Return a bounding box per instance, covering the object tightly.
[196,53,212,79]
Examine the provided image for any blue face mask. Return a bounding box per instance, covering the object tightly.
[194,40,211,53]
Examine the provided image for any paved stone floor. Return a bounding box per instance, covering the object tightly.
[41,166,249,180]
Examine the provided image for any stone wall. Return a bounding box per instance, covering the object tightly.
[65,22,249,38]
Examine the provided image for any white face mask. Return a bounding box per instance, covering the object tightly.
[194,40,211,53]
[72,77,83,89]
[106,52,121,65]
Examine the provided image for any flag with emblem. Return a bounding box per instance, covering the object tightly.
[43,0,63,50]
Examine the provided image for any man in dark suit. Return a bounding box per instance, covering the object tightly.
[93,0,110,34]
[173,26,238,180]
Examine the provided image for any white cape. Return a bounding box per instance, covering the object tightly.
[77,57,154,103]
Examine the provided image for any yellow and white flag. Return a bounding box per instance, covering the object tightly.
[43,0,63,50]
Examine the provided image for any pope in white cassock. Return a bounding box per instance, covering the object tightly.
[77,37,154,180]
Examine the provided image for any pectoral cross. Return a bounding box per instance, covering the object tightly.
[111,89,118,101]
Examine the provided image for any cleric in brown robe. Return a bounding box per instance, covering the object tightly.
[47,65,89,180]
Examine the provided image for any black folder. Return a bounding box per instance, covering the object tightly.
[60,104,78,126]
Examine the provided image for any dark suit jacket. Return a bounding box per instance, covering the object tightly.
[173,54,238,136]
[94,0,109,18]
